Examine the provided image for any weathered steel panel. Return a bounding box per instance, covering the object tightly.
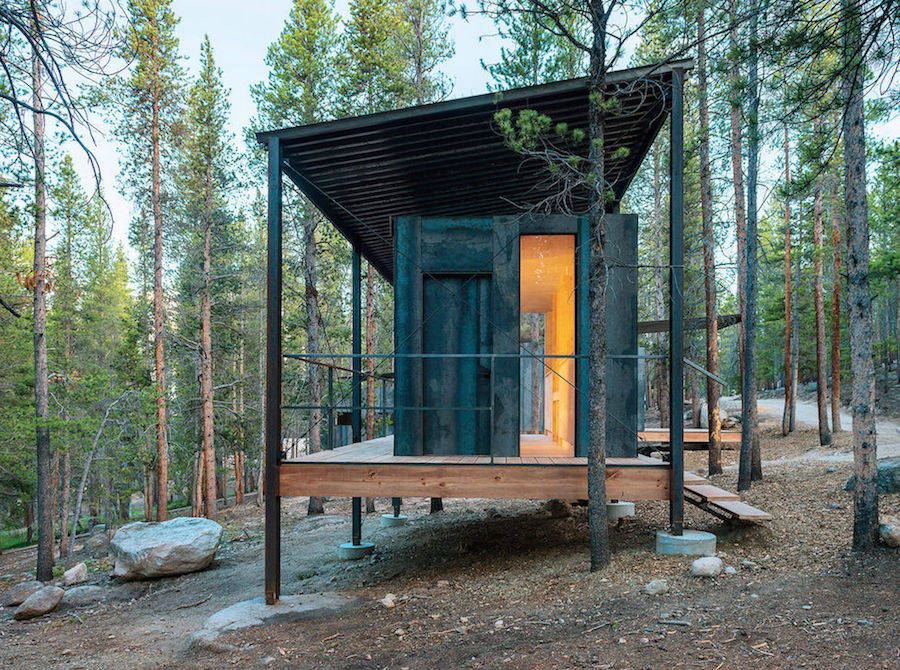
[605,213,639,458]
[492,216,521,457]
[393,217,423,455]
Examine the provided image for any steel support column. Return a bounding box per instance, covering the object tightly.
[351,496,362,545]
[668,69,685,535]
[264,137,283,604]
[352,249,362,444]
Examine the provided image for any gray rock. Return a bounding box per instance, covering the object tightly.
[85,533,109,551]
[61,585,106,607]
[844,457,900,494]
[13,585,64,620]
[691,556,724,578]
[1,580,44,607]
[879,516,900,548]
[109,517,223,580]
[63,562,88,586]
[724,565,737,575]
[192,593,359,649]
[644,579,668,595]
[543,499,573,518]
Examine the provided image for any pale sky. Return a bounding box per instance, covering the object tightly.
[66,0,503,249]
[61,0,898,257]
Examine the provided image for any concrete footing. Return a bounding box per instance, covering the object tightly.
[338,541,375,560]
[655,529,716,556]
[380,514,409,528]
[606,501,635,521]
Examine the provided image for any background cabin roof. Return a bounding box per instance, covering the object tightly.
[256,59,692,282]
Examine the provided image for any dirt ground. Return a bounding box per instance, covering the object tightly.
[1,423,898,669]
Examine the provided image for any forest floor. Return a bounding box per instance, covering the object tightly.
[1,404,898,669]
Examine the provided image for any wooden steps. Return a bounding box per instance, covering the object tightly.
[683,478,772,523]
[638,428,742,444]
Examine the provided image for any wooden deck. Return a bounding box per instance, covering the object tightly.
[279,436,771,523]
[280,436,670,501]
[638,428,742,443]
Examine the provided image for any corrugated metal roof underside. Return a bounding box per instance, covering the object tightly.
[261,65,681,282]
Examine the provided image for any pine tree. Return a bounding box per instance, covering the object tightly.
[252,0,339,516]
[179,36,232,518]
[398,0,454,104]
[483,9,586,89]
[115,0,184,521]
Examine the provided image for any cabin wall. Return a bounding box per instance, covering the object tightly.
[393,214,638,458]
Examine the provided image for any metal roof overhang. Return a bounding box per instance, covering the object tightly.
[256,59,693,282]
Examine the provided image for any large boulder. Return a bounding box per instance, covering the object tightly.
[13,585,64,620]
[691,556,724,578]
[109,517,223,580]
[844,457,900,495]
[1,580,44,607]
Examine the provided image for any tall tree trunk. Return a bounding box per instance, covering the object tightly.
[58,450,70,561]
[782,124,793,435]
[200,214,217,518]
[813,180,833,446]
[587,2,610,571]
[842,0,878,550]
[366,265,376,439]
[303,214,325,515]
[152,80,169,522]
[896,277,900,384]
[790,225,800,431]
[744,7,762,484]
[32,45,53,580]
[729,0,751,490]
[652,146,669,428]
[365,264,377,515]
[234,332,246,505]
[143,465,152,521]
[829,176,843,432]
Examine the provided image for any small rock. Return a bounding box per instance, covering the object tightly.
[1,580,44,607]
[724,566,737,575]
[494,619,504,629]
[828,503,843,510]
[691,556,724,578]
[13,585,65,620]
[261,657,276,665]
[543,499,573,518]
[644,579,668,596]
[825,467,836,473]
[801,605,811,610]
[394,628,405,636]
[878,516,900,548]
[63,562,88,586]
[378,593,397,608]
[61,585,106,607]
[436,580,450,588]
[741,560,758,570]
[617,637,626,644]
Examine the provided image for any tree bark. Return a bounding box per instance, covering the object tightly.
[652,146,669,428]
[234,332,246,505]
[200,212,217,517]
[587,0,610,571]
[896,277,900,384]
[729,0,751,490]
[842,1,878,550]
[152,60,169,522]
[700,80,722,475]
[304,213,325,516]
[782,124,793,436]
[813,180,833,447]
[32,45,53,580]
[58,449,70,561]
[744,7,762,484]
[829,176,843,433]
